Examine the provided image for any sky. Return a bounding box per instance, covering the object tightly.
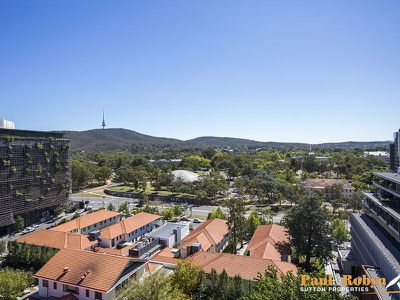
[0,1,399,143]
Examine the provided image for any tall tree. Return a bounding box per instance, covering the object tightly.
[226,196,246,252]
[284,194,333,271]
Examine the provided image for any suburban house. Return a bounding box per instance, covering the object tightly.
[147,221,190,248]
[189,252,297,281]
[247,224,290,262]
[34,249,146,300]
[179,218,230,258]
[16,229,98,250]
[99,212,161,248]
[51,210,121,234]
[302,178,355,200]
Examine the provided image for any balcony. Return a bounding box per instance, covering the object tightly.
[373,181,400,199]
[364,192,400,224]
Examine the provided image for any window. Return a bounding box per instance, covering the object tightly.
[95,291,102,300]
[63,284,79,294]
[42,279,48,287]
[86,289,90,297]
[53,282,57,290]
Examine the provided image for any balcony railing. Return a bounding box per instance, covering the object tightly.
[364,192,400,223]
[373,181,400,199]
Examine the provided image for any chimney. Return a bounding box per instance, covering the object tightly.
[63,267,69,274]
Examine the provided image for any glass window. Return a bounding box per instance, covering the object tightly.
[95,291,102,300]
[42,279,48,287]
[53,282,57,290]
[86,289,90,297]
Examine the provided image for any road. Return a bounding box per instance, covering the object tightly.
[69,196,287,222]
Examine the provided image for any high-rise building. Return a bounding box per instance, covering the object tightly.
[344,129,400,298]
[390,129,400,173]
[0,129,71,234]
[0,119,15,129]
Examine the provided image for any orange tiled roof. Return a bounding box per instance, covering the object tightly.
[99,212,161,240]
[189,252,297,281]
[150,248,179,264]
[51,210,121,232]
[145,262,162,274]
[247,224,289,260]
[179,218,229,251]
[16,230,98,250]
[34,249,140,292]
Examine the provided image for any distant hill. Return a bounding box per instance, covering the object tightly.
[187,136,308,150]
[58,128,390,152]
[61,128,185,152]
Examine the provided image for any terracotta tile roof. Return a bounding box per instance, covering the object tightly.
[189,252,297,281]
[16,230,98,250]
[99,212,161,240]
[179,219,229,251]
[145,262,162,274]
[247,224,290,260]
[150,248,179,265]
[35,249,141,292]
[51,210,121,232]
[302,178,354,189]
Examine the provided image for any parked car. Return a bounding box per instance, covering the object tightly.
[193,218,203,223]
[180,217,190,222]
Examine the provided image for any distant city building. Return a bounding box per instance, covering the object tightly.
[302,178,355,200]
[363,151,390,165]
[0,129,70,234]
[390,129,400,173]
[0,119,15,129]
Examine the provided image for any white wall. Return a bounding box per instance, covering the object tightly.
[37,278,108,300]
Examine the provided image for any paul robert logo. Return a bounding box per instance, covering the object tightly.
[300,274,390,294]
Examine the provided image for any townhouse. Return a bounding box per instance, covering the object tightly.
[179,218,230,258]
[34,249,146,300]
[99,212,161,248]
[51,210,121,234]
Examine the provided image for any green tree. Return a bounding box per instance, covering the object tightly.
[0,268,32,300]
[115,270,187,300]
[246,210,261,238]
[332,217,349,246]
[241,266,355,300]
[227,196,247,252]
[107,203,115,211]
[94,166,112,183]
[161,207,175,220]
[173,205,183,217]
[15,215,24,231]
[170,260,202,298]
[207,207,227,219]
[118,202,130,216]
[284,194,333,271]
[349,191,363,212]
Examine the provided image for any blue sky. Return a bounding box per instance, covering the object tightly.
[0,1,399,143]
